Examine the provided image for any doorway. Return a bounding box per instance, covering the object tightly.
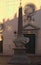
[0,34,3,53]
[24,34,35,54]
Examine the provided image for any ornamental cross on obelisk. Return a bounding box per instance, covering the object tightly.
[20,0,21,6]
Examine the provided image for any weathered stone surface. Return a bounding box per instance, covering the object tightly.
[8,48,31,64]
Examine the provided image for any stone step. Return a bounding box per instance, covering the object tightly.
[8,54,31,64]
[8,48,33,65]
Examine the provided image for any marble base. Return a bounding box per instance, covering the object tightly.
[8,48,31,65]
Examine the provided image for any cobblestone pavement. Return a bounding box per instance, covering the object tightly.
[27,55,41,65]
[0,55,41,65]
[0,55,12,65]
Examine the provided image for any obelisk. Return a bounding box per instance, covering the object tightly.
[18,3,23,37]
[8,1,31,64]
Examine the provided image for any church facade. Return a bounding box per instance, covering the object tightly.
[0,6,41,55]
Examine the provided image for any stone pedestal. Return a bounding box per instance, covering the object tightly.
[8,48,31,65]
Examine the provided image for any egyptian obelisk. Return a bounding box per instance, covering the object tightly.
[18,2,23,36]
[8,1,30,65]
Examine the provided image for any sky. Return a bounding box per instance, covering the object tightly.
[0,0,41,22]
